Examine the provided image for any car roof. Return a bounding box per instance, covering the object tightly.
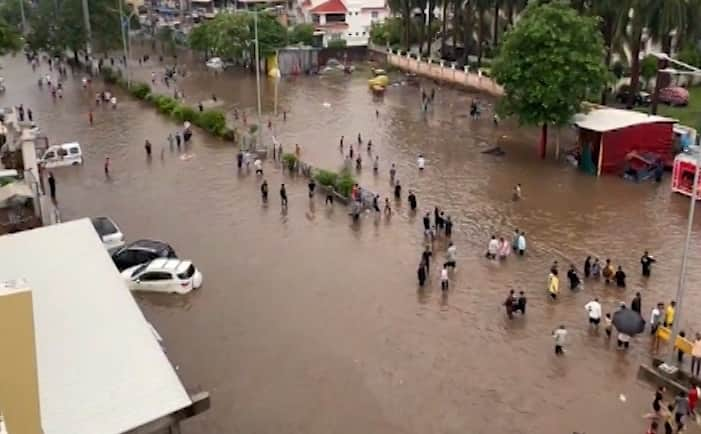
[127,239,170,251]
[145,259,191,272]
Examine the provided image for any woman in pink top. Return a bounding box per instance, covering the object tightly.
[498,237,511,259]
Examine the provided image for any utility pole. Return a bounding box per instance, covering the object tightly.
[118,0,130,86]
[81,0,93,57]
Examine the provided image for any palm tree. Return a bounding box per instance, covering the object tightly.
[475,0,490,66]
[492,0,499,47]
[589,0,626,104]
[460,0,475,66]
[440,0,449,56]
[616,0,655,108]
[387,0,412,50]
[426,0,438,56]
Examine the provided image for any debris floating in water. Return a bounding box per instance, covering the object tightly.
[619,394,626,402]
[322,102,331,108]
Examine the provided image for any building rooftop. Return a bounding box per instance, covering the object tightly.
[574,107,677,133]
[0,219,192,434]
[310,0,347,14]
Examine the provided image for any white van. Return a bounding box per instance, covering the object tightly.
[40,142,83,168]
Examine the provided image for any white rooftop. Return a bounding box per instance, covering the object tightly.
[574,107,677,132]
[0,219,191,434]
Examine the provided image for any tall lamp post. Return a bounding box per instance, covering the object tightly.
[18,0,27,34]
[253,10,263,151]
[81,0,93,56]
[652,53,701,371]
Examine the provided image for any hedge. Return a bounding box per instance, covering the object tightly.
[195,110,226,134]
[282,153,298,170]
[314,169,338,187]
[130,83,151,99]
[335,169,355,198]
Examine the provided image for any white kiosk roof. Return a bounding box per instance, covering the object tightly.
[574,107,677,132]
[0,219,191,434]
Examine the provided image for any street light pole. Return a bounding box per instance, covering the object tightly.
[253,11,263,151]
[118,0,130,87]
[18,0,27,34]
[81,0,93,56]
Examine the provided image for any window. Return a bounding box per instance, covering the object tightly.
[362,31,366,35]
[44,151,55,159]
[57,148,68,157]
[371,11,378,18]
[139,271,172,282]
[177,264,196,280]
[131,264,148,278]
[69,147,80,155]
[348,33,353,36]
[355,32,359,36]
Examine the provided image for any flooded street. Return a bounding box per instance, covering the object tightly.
[4,51,701,434]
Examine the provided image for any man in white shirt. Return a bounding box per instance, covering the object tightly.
[417,154,425,170]
[440,266,449,291]
[486,236,499,259]
[444,242,457,269]
[584,298,602,329]
[649,303,663,335]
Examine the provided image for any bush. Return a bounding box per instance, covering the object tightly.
[195,110,226,134]
[327,39,347,49]
[171,105,198,123]
[314,169,338,187]
[101,66,120,84]
[282,152,298,170]
[220,127,235,141]
[153,95,178,115]
[130,82,151,99]
[335,169,355,198]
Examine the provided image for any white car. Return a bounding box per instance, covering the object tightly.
[40,142,83,168]
[121,258,203,294]
[90,216,125,253]
[206,57,224,70]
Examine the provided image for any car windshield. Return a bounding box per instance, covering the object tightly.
[131,264,148,278]
[91,217,117,236]
[177,264,196,279]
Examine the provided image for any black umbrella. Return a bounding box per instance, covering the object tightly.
[613,308,646,335]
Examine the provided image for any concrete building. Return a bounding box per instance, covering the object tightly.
[0,220,209,434]
[298,0,388,47]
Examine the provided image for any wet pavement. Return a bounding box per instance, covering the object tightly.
[3,51,701,434]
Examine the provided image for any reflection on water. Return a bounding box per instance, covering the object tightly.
[2,52,701,434]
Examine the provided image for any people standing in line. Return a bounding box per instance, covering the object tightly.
[587,259,600,279]
[641,251,656,277]
[517,231,526,256]
[444,242,457,269]
[567,264,580,290]
[417,261,427,287]
[665,301,676,328]
[308,178,316,198]
[631,292,642,315]
[47,172,56,201]
[389,163,396,181]
[553,325,567,355]
[280,184,288,207]
[486,235,499,260]
[445,216,453,238]
[144,140,152,157]
[504,290,516,319]
[440,265,449,291]
[602,259,614,284]
[417,154,425,171]
[548,269,560,300]
[373,156,379,173]
[584,256,592,278]
[260,180,268,203]
[614,266,626,288]
[394,180,401,200]
[692,333,701,378]
[584,297,602,329]
[408,190,417,211]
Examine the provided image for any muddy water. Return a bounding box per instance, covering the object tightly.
[3,52,701,434]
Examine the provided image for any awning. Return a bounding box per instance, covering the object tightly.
[573,108,676,132]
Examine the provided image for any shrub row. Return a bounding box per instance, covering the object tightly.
[99,68,235,142]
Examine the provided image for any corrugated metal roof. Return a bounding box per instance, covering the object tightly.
[0,219,191,434]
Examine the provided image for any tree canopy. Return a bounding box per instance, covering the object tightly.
[27,0,124,56]
[0,19,21,55]
[188,12,286,61]
[289,23,314,46]
[492,2,607,154]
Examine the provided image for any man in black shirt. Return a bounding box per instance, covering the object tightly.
[614,266,626,288]
[641,251,656,277]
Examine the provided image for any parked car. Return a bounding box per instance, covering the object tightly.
[111,239,177,271]
[121,258,203,294]
[615,85,651,106]
[40,142,83,168]
[90,217,124,252]
[659,86,689,107]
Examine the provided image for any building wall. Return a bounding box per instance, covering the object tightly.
[341,4,387,46]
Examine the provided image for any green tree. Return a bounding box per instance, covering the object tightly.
[0,19,21,55]
[254,13,287,57]
[156,25,176,56]
[289,23,314,45]
[327,38,347,48]
[0,0,31,31]
[640,54,658,89]
[492,2,607,159]
[188,21,215,56]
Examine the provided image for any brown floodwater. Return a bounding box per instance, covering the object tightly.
[3,49,701,434]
